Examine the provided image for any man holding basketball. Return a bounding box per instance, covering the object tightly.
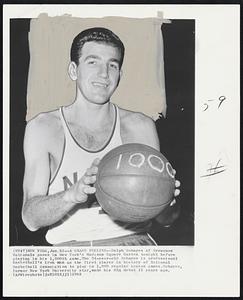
[22,27,180,246]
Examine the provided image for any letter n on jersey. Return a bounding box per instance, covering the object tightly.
[63,172,78,191]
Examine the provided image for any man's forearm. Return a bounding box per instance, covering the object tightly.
[22,190,76,231]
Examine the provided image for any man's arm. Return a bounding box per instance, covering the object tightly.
[22,119,98,231]
[122,112,180,225]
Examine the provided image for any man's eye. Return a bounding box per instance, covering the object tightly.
[88,60,96,65]
[109,63,118,69]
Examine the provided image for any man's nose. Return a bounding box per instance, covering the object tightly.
[98,64,109,78]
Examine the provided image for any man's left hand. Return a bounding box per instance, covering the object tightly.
[154,169,181,226]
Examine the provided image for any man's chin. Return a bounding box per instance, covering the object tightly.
[87,97,110,105]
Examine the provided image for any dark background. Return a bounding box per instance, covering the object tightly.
[10,19,194,246]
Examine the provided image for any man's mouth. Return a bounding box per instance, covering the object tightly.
[92,82,109,88]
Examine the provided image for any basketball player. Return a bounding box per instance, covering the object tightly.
[22,27,180,246]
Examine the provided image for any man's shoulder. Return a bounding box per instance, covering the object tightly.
[117,106,159,148]
[118,106,155,128]
[24,109,65,155]
[26,109,61,134]
[24,109,64,148]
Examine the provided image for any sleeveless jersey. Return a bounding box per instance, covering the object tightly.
[46,104,150,244]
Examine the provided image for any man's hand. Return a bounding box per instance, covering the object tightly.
[154,169,181,226]
[66,158,100,204]
[171,170,181,206]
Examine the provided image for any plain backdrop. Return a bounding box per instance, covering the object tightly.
[10,19,195,246]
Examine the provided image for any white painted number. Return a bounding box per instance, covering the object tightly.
[128,153,145,168]
[116,154,123,169]
[147,154,164,173]
[116,152,172,175]
[166,162,175,178]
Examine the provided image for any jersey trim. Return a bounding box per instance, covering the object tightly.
[61,103,117,154]
[49,136,66,186]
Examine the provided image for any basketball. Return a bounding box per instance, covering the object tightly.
[95,143,175,223]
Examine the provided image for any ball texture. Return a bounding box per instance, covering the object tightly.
[95,143,175,223]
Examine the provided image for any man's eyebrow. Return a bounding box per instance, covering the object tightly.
[84,55,120,64]
[109,58,120,64]
[84,55,100,61]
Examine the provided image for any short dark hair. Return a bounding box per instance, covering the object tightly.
[70,27,125,68]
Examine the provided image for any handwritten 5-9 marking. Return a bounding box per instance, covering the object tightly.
[203,95,227,112]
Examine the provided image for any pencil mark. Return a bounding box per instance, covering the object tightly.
[201,159,227,177]
[218,95,226,109]
[202,95,227,112]
[203,103,209,111]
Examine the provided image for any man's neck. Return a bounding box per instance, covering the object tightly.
[64,97,113,130]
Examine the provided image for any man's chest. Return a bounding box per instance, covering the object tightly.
[71,126,110,150]
[48,118,140,177]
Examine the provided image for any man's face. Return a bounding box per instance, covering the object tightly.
[74,41,122,105]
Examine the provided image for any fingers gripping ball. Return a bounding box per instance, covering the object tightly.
[95,143,175,223]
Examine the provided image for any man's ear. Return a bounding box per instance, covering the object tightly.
[68,62,78,81]
[119,69,123,79]
[117,69,123,86]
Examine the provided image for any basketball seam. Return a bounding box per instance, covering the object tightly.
[98,174,174,179]
[96,182,172,209]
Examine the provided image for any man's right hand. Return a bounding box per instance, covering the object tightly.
[66,158,100,204]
